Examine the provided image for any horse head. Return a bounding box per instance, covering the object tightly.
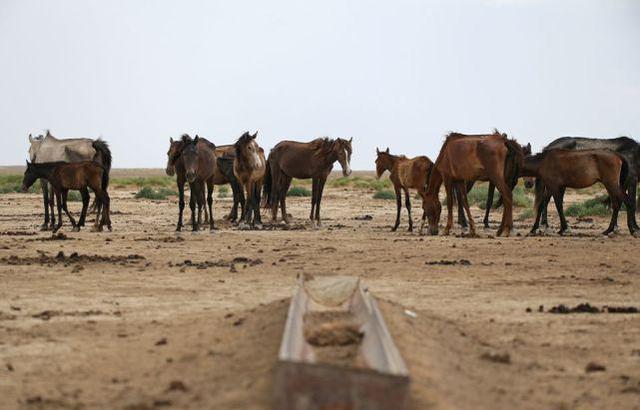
[374,147,391,179]
[334,137,353,177]
[181,136,200,183]
[21,161,39,193]
[235,131,263,170]
[165,135,191,176]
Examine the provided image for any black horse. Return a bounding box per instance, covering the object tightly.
[531,136,640,232]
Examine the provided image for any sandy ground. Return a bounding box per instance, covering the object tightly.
[1,181,639,410]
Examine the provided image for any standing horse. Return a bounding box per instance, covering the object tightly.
[21,161,111,232]
[523,149,635,236]
[530,136,640,232]
[28,130,111,230]
[263,137,353,226]
[456,141,532,229]
[165,135,245,231]
[374,148,433,232]
[234,132,266,229]
[421,132,524,237]
[181,136,218,231]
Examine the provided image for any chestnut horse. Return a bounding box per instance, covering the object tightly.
[21,161,111,232]
[523,149,636,236]
[421,132,524,237]
[375,148,433,232]
[263,137,353,226]
[181,136,218,231]
[234,132,266,229]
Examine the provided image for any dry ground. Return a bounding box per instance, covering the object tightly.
[1,177,639,410]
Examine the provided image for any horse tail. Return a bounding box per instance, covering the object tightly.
[262,156,273,209]
[90,139,111,211]
[618,154,631,204]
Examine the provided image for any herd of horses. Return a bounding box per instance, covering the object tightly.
[19,130,640,237]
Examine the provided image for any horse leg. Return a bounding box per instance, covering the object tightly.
[78,188,90,229]
[404,187,413,232]
[392,184,402,232]
[310,178,318,223]
[176,178,185,231]
[493,178,513,237]
[551,188,569,235]
[196,182,205,228]
[540,186,549,232]
[40,180,50,231]
[315,177,327,225]
[457,181,476,236]
[483,182,495,229]
[602,178,627,236]
[456,186,468,230]
[626,178,639,232]
[189,184,198,231]
[280,176,292,224]
[443,178,454,236]
[61,190,77,229]
[96,188,112,231]
[207,181,215,230]
[530,186,550,235]
[49,186,57,230]
[53,190,63,233]
[253,182,263,229]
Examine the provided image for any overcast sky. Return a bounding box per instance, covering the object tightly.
[1,0,639,169]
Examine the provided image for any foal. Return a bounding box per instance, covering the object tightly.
[21,161,111,232]
[375,148,433,232]
[234,132,266,229]
[524,149,636,236]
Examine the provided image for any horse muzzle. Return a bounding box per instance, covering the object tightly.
[21,185,28,193]
[429,227,439,236]
[165,166,175,177]
[342,169,352,177]
[186,172,197,183]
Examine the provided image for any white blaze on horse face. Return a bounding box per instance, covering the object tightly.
[251,142,263,170]
[343,149,352,176]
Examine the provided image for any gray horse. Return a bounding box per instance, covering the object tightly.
[28,130,112,230]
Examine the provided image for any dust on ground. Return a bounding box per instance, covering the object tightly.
[1,180,639,410]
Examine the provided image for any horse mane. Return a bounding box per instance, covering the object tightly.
[310,137,336,159]
[180,134,192,143]
[234,132,254,156]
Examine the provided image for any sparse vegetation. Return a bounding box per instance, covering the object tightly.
[467,185,532,209]
[0,175,38,194]
[135,186,177,200]
[565,196,610,217]
[66,191,82,202]
[217,185,229,198]
[329,176,392,190]
[287,186,311,197]
[517,208,535,221]
[373,189,396,200]
[112,176,174,189]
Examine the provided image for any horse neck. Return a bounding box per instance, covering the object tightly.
[30,164,57,181]
[426,166,443,195]
[522,155,542,177]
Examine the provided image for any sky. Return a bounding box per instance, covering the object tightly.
[1,0,639,170]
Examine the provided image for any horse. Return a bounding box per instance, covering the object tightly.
[21,161,111,232]
[421,132,525,237]
[456,141,532,230]
[234,132,266,229]
[523,149,636,236]
[374,147,433,232]
[165,135,245,231]
[180,136,218,231]
[526,136,640,232]
[28,130,111,231]
[263,137,353,226]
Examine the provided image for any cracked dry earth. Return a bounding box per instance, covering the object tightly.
[0,183,639,410]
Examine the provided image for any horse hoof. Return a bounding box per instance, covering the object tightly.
[40,225,50,232]
[72,227,80,232]
[254,223,263,230]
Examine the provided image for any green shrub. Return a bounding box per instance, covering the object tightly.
[517,208,535,221]
[66,191,82,202]
[287,186,311,197]
[373,189,396,200]
[0,175,38,194]
[135,186,177,200]
[565,197,611,217]
[468,185,532,209]
[218,185,229,198]
[330,177,351,187]
[112,176,174,188]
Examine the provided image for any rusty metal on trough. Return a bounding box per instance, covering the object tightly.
[273,273,411,410]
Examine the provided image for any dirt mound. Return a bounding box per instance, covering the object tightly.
[171,257,263,270]
[0,252,145,266]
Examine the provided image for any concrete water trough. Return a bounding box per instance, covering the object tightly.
[273,274,411,410]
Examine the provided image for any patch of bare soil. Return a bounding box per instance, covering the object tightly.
[304,311,364,368]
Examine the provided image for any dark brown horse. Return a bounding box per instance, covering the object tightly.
[422,132,524,237]
[523,149,636,236]
[21,161,111,232]
[234,132,266,229]
[165,135,245,231]
[375,148,433,232]
[263,137,353,226]
[181,136,218,231]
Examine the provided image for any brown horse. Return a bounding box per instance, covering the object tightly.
[181,136,218,231]
[21,161,111,232]
[234,132,266,229]
[263,137,353,226]
[523,149,636,236]
[421,132,524,237]
[165,135,245,231]
[375,148,433,232]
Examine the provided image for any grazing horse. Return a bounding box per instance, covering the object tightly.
[234,132,266,229]
[28,130,111,230]
[21,161,111,232]
[523,149,636,236]
[421,132,524,237]
[374,148,433,232]
[529,136,640,232]
[181,136,218,231]
[165,135,245,231]
[457,141,532,229]
[263,137,353,226]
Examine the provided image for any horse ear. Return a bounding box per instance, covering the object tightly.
[45,130,51,137]
[170,137,174,143]
[252,131,258,139]
[29,134,33,143]
[194,135,199,143]
[349,137,353,143]
[385,147,390,154]
[26,160,31,167]
[376,148,380,154]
